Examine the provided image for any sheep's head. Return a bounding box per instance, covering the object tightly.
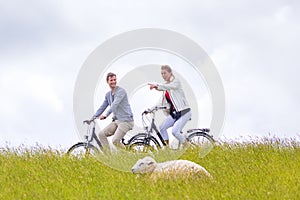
[131,156,157,174]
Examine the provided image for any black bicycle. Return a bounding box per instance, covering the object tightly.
[128,106,215,152]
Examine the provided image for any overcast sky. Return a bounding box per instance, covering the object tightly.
[1,0,299,149]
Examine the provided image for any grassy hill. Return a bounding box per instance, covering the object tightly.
[1,139,299,199]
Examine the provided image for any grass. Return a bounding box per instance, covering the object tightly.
[0,138,300,199]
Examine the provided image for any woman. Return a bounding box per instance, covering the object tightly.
[148,65,191,148]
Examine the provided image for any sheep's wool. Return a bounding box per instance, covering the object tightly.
[131,156,212,179]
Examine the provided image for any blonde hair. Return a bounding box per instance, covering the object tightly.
[161,65,175,80]
[161,65,172,73]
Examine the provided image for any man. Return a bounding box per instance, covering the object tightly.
[93,72,134,152]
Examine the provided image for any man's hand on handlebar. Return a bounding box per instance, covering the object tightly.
[83,114,107,124]
[99,115,107,120]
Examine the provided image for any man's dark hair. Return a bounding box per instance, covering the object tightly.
[106,72,116,81]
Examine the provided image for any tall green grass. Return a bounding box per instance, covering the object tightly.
[1,139,299,199]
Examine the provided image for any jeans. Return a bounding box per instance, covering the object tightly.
[159,110,192,144]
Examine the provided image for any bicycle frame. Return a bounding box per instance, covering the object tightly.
[84,119,130,148]
[141,106,167,146]
[83,119,103,149]
[148,114,166,146]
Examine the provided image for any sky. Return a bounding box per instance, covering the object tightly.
[0,0,299,149]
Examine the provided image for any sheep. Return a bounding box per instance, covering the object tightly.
[131,156,212,180]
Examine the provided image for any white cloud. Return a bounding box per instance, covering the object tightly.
[274,5,292,24]
[0,70,63,114]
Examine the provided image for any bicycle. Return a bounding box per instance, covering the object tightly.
[67,118,104,157]
[67,117,153,157]
[128,106,215,152]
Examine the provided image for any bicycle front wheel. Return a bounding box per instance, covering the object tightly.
[126,133,147,144]
[67,142,101,158]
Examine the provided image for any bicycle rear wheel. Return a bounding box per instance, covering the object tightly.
[187,132,215,157]
[129,136,160,153]
[67,142,101,158]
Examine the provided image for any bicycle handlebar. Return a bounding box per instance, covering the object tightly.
[143,106,167,114]
[83,118,95,125]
